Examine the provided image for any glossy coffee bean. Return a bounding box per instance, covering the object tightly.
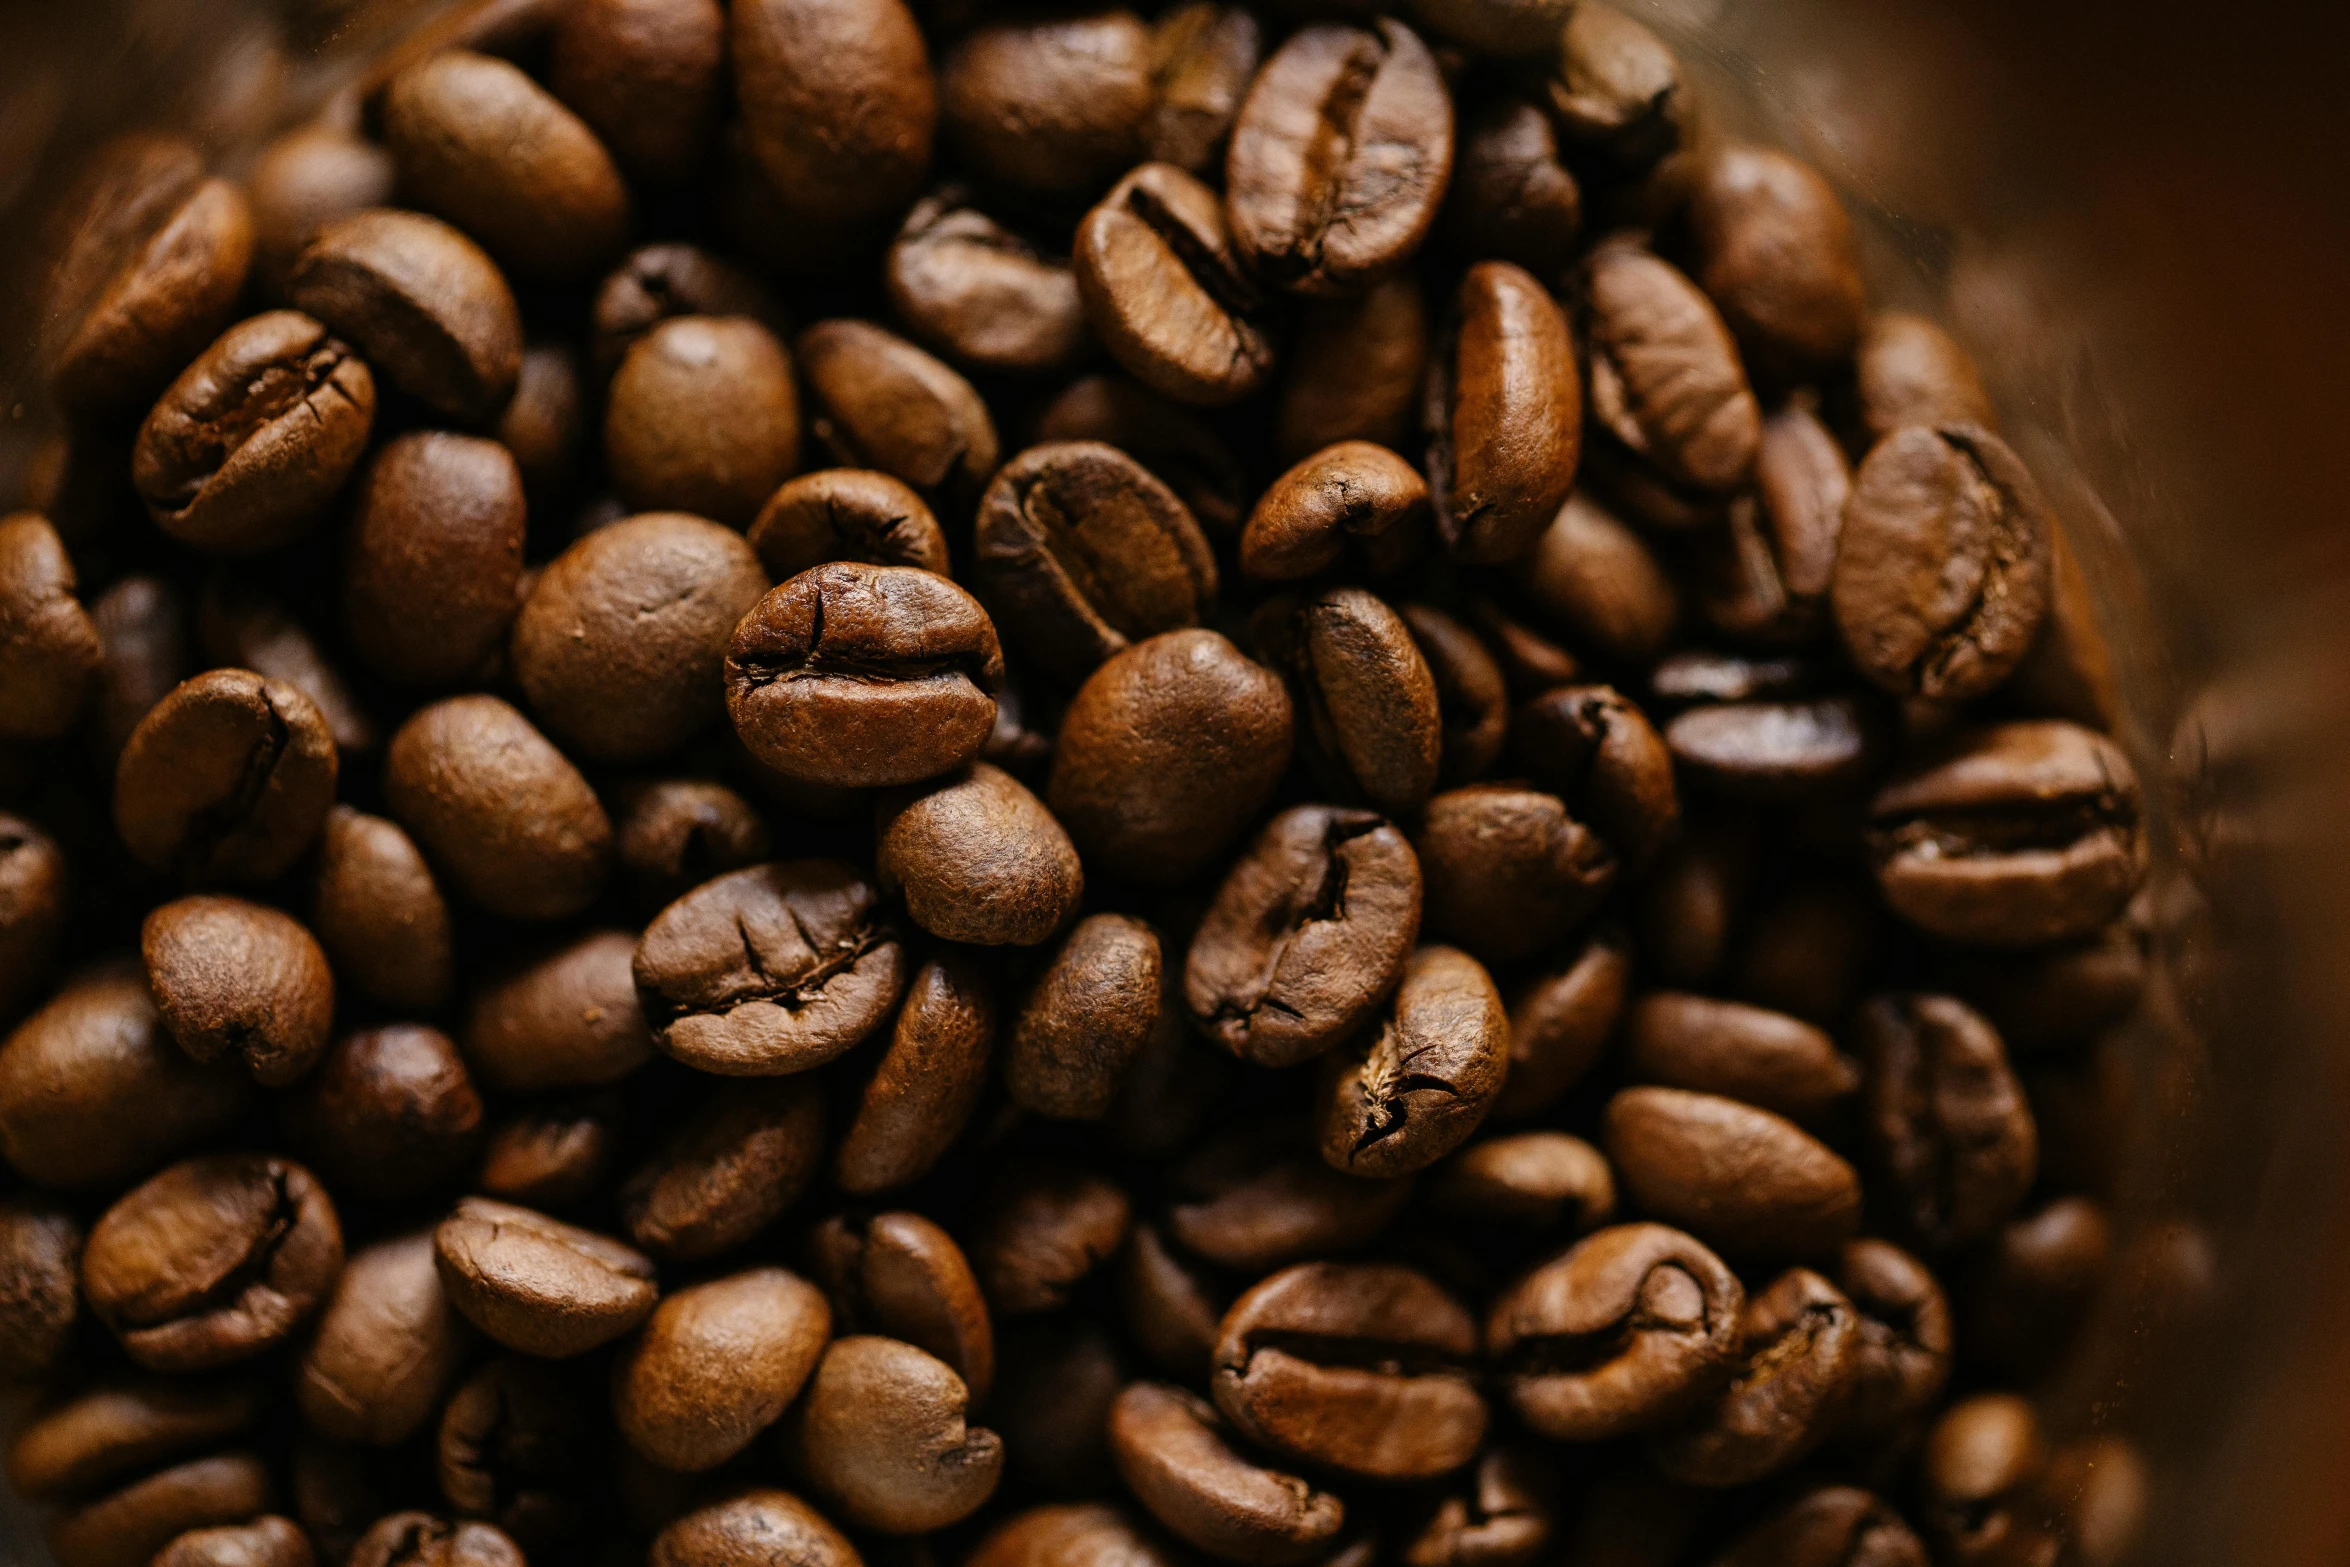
[286,209,523,422]
[1147,4,1262,171]
[1650,1266,1860,1487]
[1317,945,1506,1179]
[1523,494,1677,668]
[549,0,727,182]
[813,1210,993,1399]
[465,930,653,1092]
[142,895,334,1086]
[1240,443,1430,583]
[1492,929,1630,1120]
[1835,1237,1953,1432]
[249,122,397,291]
[284,1025,486,1201]
[606,316,801,527]
[786,1335,1004,1534]
[347,1514,524,1567]
[1441,99,1582,273]
[750,469,952,582]
[889,193,1086,375]
[116,669,339,885]
[650,1490,861,1567]
[1711,1486,1928,1567]
[797,319,999,497]
[1112,1382,1346,1565]
[1259,589,1442,815]
[0,1198,82,1380]
[1854,993,2037,1250]
[1623,993,1857,1128]
[1416,785,1616,964]
[1683,145,1867,382]
[1428,1130,1616,1231]
[1578,242,1759,499]
[1666,695,1875,804]
[877,763,1083,946]
[619,1075,823,1259]
[311,807,452,1011]
[296,1232,471,1446]
[1920,1394,2048,1567]
[434,1196,658,1356]
[1855,312,1996,442]
[344,432,527,688]
[836,952,996,1193]
[1075,162,1273,406]
[1277,276,1429,462]
[942,13,1154,195]
[1603,1087,1862,1258]
[153,1516,316,1567]
[1428,262,1582,563]
[1512,684,1680,870]
[5,1373,258,1504]
[615,1267,832,1471]
[1698,404,1851,646]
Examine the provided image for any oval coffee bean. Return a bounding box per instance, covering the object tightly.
[1317,945,1506,1179]
[974,1161,1132,1316]
[1414,785,1615,965]
[463,931,653,1092]
[797,319,1000,497]
[249,121,398,289]
[1684,144,1867,381]
[633,861,907,1076]
[1542,3,1689,174]
[48,174,254,421]
[605,316,801,527]
[1211,1261,1484,1480]
[1240,443,1431,583]
[618,1076,824,1260]
[0,1199,82,1381]
[286,209,522,422]
[1649,1267,1860,1487]
[115,669,339,885]
[1427,261,1581,563]
[433,1197,657,1357]
[1711,1486,1928,1567]
[153,1516,314,1567]
[591,242,786,375]
[1856,312,1996,442]
[1492,931,1630,1122]
[750,469,952,582]
[614,1268,832,1471]
[282,1026,485,1202]
[1920,1394,2049,1566]
[1167,1132,1409,1273]
[812,1210,994,1399]
[1511,684,1680,870]
[1576,242,1759,498]
[1623,993,1858,1128]
[6,1374,258,1503]
[549,0,727,182]
[1834,1238,1953,1433]
[1854,993,2037,1250]
[1075,162,1273,406]
[614,779,773,910]
[296,1232,470,1446]
[1428,1131,1616,1231]
[733,0,937,227]
[650,1490,861,1567]
[1008,916,1163,1119]
[0,514,100,744]
[942,13,1154,194]
[726,563,1004,789]
[310,807,452,1011]
[786,1335,1005,1534]
[1697,403,1851,646]
[1037,373,1250,535]
[836,953,995,1194]
[1665,697,1875,803]
[877,763,1082,947]
[48,1453,274,1567]
[1258,589,1442,816]
[1148,3,1261,171]
[1522,490,1679,663]
[889,193,1086,374]
[1112,1382,1346,1565]
[141,895,334,1086]
[968,1505,1187,1567]
[1227,20,1452,296]
[344,432,527,688]
[1602,1087,1862,1258]
[1278,276,1429,461]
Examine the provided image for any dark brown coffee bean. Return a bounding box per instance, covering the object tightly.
[975,1161,1132,1315]
[0,1197,82,1380]
[1578,242,1759,499]
[550,0,726,182]
[749,469,952,583]
[837,952,996,1193]
[1492,929,1629,1120]
[1698,404,1851,646]
[296,1232,471,1447]
[1399,604,1509,787]
[615,1268,831,1471]
[1241,444,1431,584]
[310,807,452,1011]
[1603,1087,1861,1258]
[1009,915,1162,1119]
[613,779,772,912]
[0,514,101,744]
[1427,262,1581,564]
[968,1504,1189,1567]
[889,193,1086,375]
[153,1515,316,1567]
[1683,145,1866,382]
[606,317,802,527]
[285,1025,485,1201]
[591,243,787,376]
[1512,684,1680,870]
[465,931,653,1092]
[651,1490,862,1567]
[1854,311,1995,444]
[1048,630,1291,886]
[1441,99,1582,273]
[131,311,376,555]
[2009,529,2120,728]
[195,581,377,759]
[634,861,907,1076]
[433,1355,593,1547]
[87,576,190,767]
[82,1154,341,1372]
[943,13,1155,194]
[1711,1486,1927,1567]
[142,895,333,1087]
[798,319,1000,497]
[1402,1446,1557,1567]
[786,1335,1004,1533]
[478,1091,622,1209]
[116,669,339,885]
[6,1375,257,1504]
[1832,1237,1952,1433]
[1854,993,2036,1250]
[1867,721,2145,947]
[621,1076,823,1260]
[992,1314,1126,1495]
[49,1453,273,1567]
[1259,588,1443,816]
[385,695,612,921]
[1167,1129,1410,1272]
[1636,821,1755,988]
[734,0,936,226]
[344,432,526,687]
[1228,20,1453,296]
[1212,1261,1484,1480]
[726,563,1003,788]
[813,1210,993,1399]
[1470,597,1583,695]
[1075,162,1274,407]
[1113,1382,1346,1565]
[286,209,523,422]
[1120,1221,1226,1380]
[1944,916,2148,1054]
[1037,373,1250,536]
[434,1196,658,1356]
[1623,994,1858,1128]
[1666,696,1875,803]
[1522,491,1679,662]
[1415,786,1615,965]
[1832,425,2053,705]
[493,339,583,511]
[1920,1394,2047,1567]
[1730,878,1876,1029]
[878,763,1083,947]
[249,122,398,291]
[1650,1267,1860,1486]
[1277,276,1429,462]
[1428,1131,1615,1231]
[348,1514,524,1567]
[1147,4,1261,171]
[1317,945,1506,1179]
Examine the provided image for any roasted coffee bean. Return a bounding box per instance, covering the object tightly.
[969,1504,1189,1567]
[1401,604,1510,786]
[1512,684,1680,869]
[132,311,375,554]
[1623,994,1858,1128]
[591,243,786,375]
[1037,374,1250,536]
[797,320,999,497]
[1048,630,1292,885]
[1604,1087,1862,1258]
[311,807,453,1011]
[1698,404,1851,646]
[1415,786,1615,964]
[1166,1130,1410,1271]
[249,122,398,291]
[1429,1131,1615,1231]
[1492,929,1630,1121]
[1426,262,1582,563]
[651,1490,862,1567]
[812,1210,993,1398]
[1470,598,1582,694]
[153,1515,315,1567]
[1259,589,1443,816]
[1711,1486,1927,1567]
[1731,879,1876,1029]
[1401,1447,1557,1567]
[477,1092,622,1209]
[1075,163,1273,407]
[1650,1267,1860,1486]
[296,1232,471,1446]
[0,1197,82,1380]
[48,1452,274,1567]
[286,209,522,422]
[606,316,801,527]
[1636,821,1754,988]
[1666,696,1875,803]
[549,0,727,182]
[1147,4,1261,172]
[1832,425,2052,705]
[877,764,1082,946]
[1317,945,1506,1179]
[1580,244,1757,507]
[619,1076,824,1260]
[727,563,1004,788]
[734,0,937,226]
[615,780,772,911]
[993,1314,1126,1495]
[615,1268,832,1471]
[943,13,1155,194]
[1441,99,1582,274]
[87,576,190,766]
[751,470,953,587]
[1946,916,2148,1054]
[1211,1261,1485,1480]
[836,952,996,1193]
[141,895,334,1086]
[344,432,527,687]
[116,669,339,885]
[434,1355,594,1545]
[1228,20,1453,295]
[1854,993,2036,1250]
[465,931,653,1092]
[1187,806,1420,1069]
[976,1161,1133,1314]
[1833,1237,1952,1432]
[0,514,100,744]
[82,1154,342,1372]
[1112,1382,1346,1564]
[1868,721,2145,947]
[1919,1394,2048,1567]
[1522,491,1679,663]
[284,1025,486,1201]
[1120,1221,1227,1379]
[6,1375,257,1503]
[786,1335,1004,1533]
[347,1514,524,1567]
[889,194,1087,375]
[634,860,907,1075]
[1854,312,1995,444]
[434,1196,658,1356]
[385,695,612,920]
[1682,145,1866,382]
[1241,442,1433,584]
[1278,276,1430,462]
[1650,649,1823,708]
[195,581,377,759]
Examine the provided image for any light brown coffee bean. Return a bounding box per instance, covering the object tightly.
[296,1232,471,1446]
[650,1490,862,1567]
[836,953,996,1194]
[591,242,788,375]
[797,319,1000,497]
[813,1210,994,1399]
[1415,785,1616,965]
[1428,1131,1616,1231]
[1147,4,1262,172]
[1257,589,1442,817]
[1317,945,1507,1179]
[1649,1267,1861,1488]
[1241,443,1431,583]
[876,763,1083,947]
[1511,683,1681,870]
[1112,1382,1346,1565]
[1683,144,1867,382]
[433,1196,658,1357]
[1426,262,1582,563]
[942,12,1155,194]
[750,470,952,587]
[614,1268,832,1471]
[1577,242,1759,499]
[1522,490,1679,663]
[141,895,334,1087]
[785,1336,1005,1534]
[1623,993,1858,1128]
[1075,162,1273,406]
[1602,1087,1862,1258]
[888,193,1087,375]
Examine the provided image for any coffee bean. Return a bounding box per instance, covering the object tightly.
[310,807,452,1011]
[286,209,522,422]
[1636,821,1753,988]
[1834,1237,1953,1433]
[0,514,101,744]
[1075,163,1274,407]
[1167,1129,1410,1271]
[1048,630,1292,885]
[1604,1087,1862,1258]
[384,695,612,921]
[1623,993,1858,1128]
[465,930,654,1092]
[1945,916,2148,1054]
[248,122,397,291]
[1919,1394,2047,1567]
[797,319,1000,497]
[1650,1266,1860,1486]
[549,0,726,183]
[141,895,333,1086]
[619,1076,824,1260]
[1036,374,1251,536]
[1428,1130,1616,1230]
[748,473,948,591]
[1259,588,1443,816]
[611,780,773,910]
[1241,444,1432,583]
[0,1198,81,1381]
[115,669,339,885]
[836,952,996,1194]
[1112,1381,1347,1564]
[6,1374,258,1505]
[1867,720,2145,947]
[1426,261,1581,563]
[1683,144,1866,382]
[651,1490,862,1567]
[734,0,936,223]
[726,563,1003,787]
[48,1453,273,1567]
[1147,4,1262,171]
[976,1161,1133,1314]
[1522,491,1680,663]
[1416,785,1616,964]
[633,861,907,1075]
[348,1514,524,1567]
[1854,311,1995,443]
[1469,597,1583,694]
[1278,276,1430,462]
[1666,695,1876,802]
[1492,928,1629,1120]
[969,1504,1188,1567]
[434,1196,658,1356]
[296,1232,472,1446]
[1854,993,2036,1250]
[813,1211,993,1399]
[878,763,1083,947]
[153,1516,315,1567]
[1317,945,1506,1179]
[1697,404,1851,646]
[1577,242,1760,499]
[434,1356,593,1547]
[615,1268,832,1471]
[1402,1447,1558,1567]
[943,13,1154,194]
[131,311,376,555]
[1513,684,1681,869]
[606,317,802,526]
[344,432,526,687]
[1211,1261,1485,1480]
[86,577,190,767]
[1120,1221,1227,1380]
[1228,20,1453,295]
[592,243,788,376]
[1393,605,1506,788]
[1441,99,1583,273]
[195,581,377,759]
[888,193,1086,376]
[284,1026,486,1201]
[478,1092,622,1210]
[786,1335,1004,1533]
[1711,1486,1928,1567]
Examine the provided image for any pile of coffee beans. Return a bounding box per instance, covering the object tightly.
[0,0,2163,1563]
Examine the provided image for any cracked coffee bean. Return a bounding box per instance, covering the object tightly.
[1077,162,1273,407]
[115,669,339,885]
[1316,945,1507,1179]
